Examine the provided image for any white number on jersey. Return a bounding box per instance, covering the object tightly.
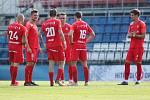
[46,27,55,37]
[80,30,86,39]
[8,31,18,40]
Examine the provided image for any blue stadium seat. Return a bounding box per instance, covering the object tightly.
[102,33,111,42]
[107,17,113,24]
[67,18,74,24]
[93,33,102,42]
[140,16,146,22]
[99,17,106,24]
[114,17,122,24]
[118,33,127,42]
[146,24,150,32]
[110,33,119,42]
[83,17,91,24]
[145,16,150,24]
[87,43,93,50]
[91,17,100,25]
[112,24,120,33]
[105,25,112,33]
[120,24,128,33]
[122,17,130,24]
[92,25,104,33]
[0,37,7,43]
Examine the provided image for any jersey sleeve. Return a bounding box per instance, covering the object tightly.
[140,22,146,34]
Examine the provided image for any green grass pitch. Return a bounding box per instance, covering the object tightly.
[0,81,150,100]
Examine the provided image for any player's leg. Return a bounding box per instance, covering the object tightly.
[134,48,144,85]
[60,69,64,83]
[55,61,65,86]
[24,49,38,86]
[9,52,23,86]
[81,60,89,86]
[48,60,55,86]
[80,50,89,86]
[118,49,133,85]
[10,62,19,86]
[68,62,73,83]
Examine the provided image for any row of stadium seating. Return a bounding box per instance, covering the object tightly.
[18,0,150,8]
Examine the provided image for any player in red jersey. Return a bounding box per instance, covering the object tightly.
[7,14,27,86]
[58,12,74,84]
[69,11,95,86]
[41,9,66,86]
[118,9,146,85]
[24,9,42,86]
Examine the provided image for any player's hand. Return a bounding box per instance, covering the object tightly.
[44,44,46,48]
[39,47,43,53]
[132,32,136,37]
[27,47,32,53]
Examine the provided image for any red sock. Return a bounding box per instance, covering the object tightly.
[49,72,54,85]
[68,66,73,80]
[10,66,14,80]
[136,63,142,81]
[56,68,63,81]
[29,66,34,82]
[72,66,78,83]
[12,67,18,84]
[61,70,64,81]
[124,63,130,80]
[83,66,89,82]
[25,65,30,83]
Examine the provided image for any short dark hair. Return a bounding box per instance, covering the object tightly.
[31,9,38,15]
[75,11,82,18]
[57,12,66,17]
[49,9,57,17]
[130,9,140,16]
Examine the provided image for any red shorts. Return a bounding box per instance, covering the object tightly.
[71,44,87,61]
[47,46,65,61]
[126,48,144,63]
[26,48,39,62]
[9,51,24,63]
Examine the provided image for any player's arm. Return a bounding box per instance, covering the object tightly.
[37,31,43,52]
[41,24,46,48]
[59,29,66,50]
[86,25,95,43]
[132,32,145,39]
[25,29,32,53]
[86,30,95,43]
[69,30,74,46]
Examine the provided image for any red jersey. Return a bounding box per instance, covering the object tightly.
[128,19,146,48]
[41,18,63,48]
[26,21,39,49]
[72,20,93,46]
[7,22,26,52]
[62,23,72,48]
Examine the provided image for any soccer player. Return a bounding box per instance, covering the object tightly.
[118,9,146,85]
[58,12,74,84]
[7,14,27,86]
[41,9,66,86]
[24,9,41,86]
[69,11,95,86]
